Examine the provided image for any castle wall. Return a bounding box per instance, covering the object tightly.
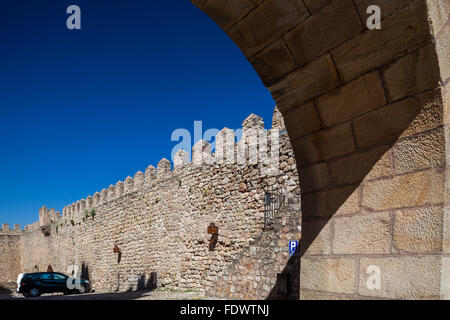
[0,233,21,283]
[16,109,301,296]
[20,227,53,274]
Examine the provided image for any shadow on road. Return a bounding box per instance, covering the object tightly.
[0,289,205,300]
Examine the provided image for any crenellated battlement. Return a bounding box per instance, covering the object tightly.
[19,106,290,231]
[4,105,301,294]
[0,223,24,235]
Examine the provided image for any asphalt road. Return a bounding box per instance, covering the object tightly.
[0,289,206,300]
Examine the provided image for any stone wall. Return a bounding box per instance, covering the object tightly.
[14,108,301,297]
[4,0,447,299]
[209,196,301,299]
[0,228,22,283]
[193,0,450,299]
[20,225,54,274]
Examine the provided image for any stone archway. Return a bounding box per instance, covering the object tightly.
[193,0,450,299]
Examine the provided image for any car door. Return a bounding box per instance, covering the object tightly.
[51,273,69,292]
[39,273,54,293]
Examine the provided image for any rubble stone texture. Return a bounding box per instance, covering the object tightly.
[1,0,450,300]
[194,0,450,299]
[0,108,301,299]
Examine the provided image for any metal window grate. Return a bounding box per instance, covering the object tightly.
[264,185,285,225]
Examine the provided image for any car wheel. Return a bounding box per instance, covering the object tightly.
[78,284,86,294]
[28,288,41,297]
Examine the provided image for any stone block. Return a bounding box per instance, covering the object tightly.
[333,211,391,254]
[392,127,445,175]
[353,90,443,148]
[302,185,360,219]
[299,162,330,193]
[358,256,441,299]
[250,39,298,86]
[283,102,322,140]
[202,0,257,30]
[362,169,444,211]
[332,0,432,82]
[227,0,309,57]
[383,43,440,101]
[330,145,391,185]
[300,257,357,294]
[400,89,443,138]
[302,220,332,255]
[270,54,340,110]
[292,122,355,165]
[285,0,363,67]
[393,206,444,253]
[316,71,386,127]
[365,148,392,181]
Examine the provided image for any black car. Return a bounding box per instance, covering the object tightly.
[18,272,91,297]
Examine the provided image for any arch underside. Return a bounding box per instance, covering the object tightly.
[194,0,450,299]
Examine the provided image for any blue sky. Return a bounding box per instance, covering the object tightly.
[0,0,275,227]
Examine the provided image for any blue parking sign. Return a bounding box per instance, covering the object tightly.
[289,241,298,255]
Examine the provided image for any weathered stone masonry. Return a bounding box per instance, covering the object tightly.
[1,108,301,298]
[0,226,21,289]
[193,0,450,299]
[2,0,450,300]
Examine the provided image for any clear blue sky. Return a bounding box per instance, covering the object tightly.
[0,0,275,228]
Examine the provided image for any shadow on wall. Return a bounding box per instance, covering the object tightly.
[0,284,12,293]
[267,247,300,300]
[192,0,444,301]
[126,273,158,292]
[81,263,90,281]
[267,87,439,299]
